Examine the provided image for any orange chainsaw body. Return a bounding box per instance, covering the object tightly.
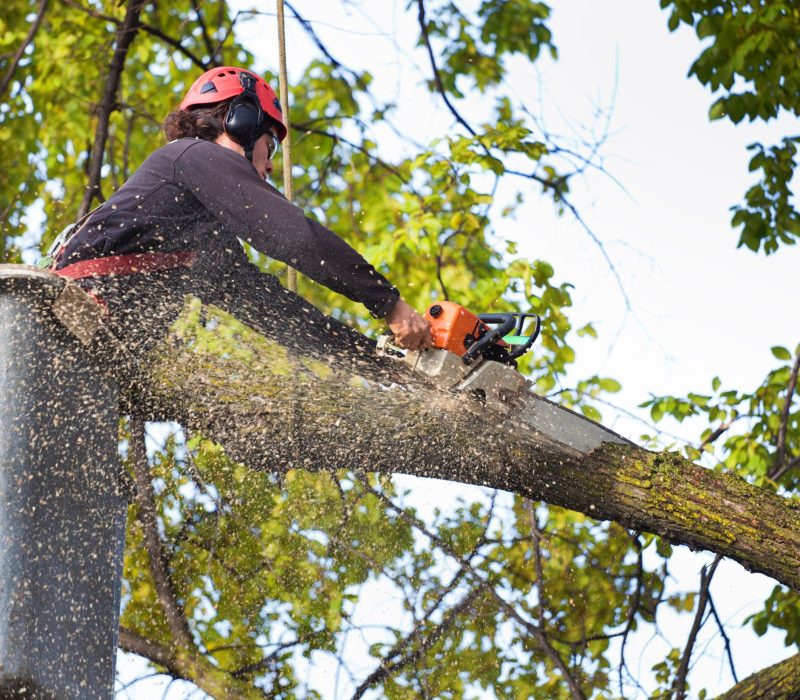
[424,301,508,357]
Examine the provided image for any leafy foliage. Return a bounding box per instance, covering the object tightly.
[660,0,800,253]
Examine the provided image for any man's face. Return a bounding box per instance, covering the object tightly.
[252,130,278,181]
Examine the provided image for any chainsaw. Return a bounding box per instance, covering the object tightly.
[377,301,631,454]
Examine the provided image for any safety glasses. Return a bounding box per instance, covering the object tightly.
[265,130,280,160]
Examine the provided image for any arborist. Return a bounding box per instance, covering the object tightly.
[51,66,432,361]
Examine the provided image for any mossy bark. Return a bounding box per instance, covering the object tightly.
[131,302,800,593]
[715,652,800,700]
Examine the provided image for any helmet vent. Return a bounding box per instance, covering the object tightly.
[200,81,218,94]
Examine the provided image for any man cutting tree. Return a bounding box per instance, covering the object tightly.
[52,66,432,358]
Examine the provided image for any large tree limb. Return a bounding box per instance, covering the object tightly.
[715,652,800,700]
[134,299,800,593]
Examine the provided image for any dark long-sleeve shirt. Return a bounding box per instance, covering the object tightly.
[58,138,400,318]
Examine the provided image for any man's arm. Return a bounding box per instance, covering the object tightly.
[175,140,400,317]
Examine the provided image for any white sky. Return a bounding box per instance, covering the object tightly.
[116,1,799,697]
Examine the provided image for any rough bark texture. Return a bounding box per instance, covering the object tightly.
[130,298,800,593]
[716,652,800,700]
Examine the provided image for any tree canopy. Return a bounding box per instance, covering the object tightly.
[0,0,798,698]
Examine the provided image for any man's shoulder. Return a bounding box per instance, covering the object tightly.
[162,137,258,177]
[156,137,215,160]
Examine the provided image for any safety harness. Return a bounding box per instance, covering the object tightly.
[55,251,197,281]
[42,206,197,286]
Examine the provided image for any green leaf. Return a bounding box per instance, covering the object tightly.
[772,346,792,361]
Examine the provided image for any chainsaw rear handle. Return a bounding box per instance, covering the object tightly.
[461,313,516,365]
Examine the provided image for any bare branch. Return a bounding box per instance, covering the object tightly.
[285,1,364,91]
[618,535,644,696]
[707,593,738,684]
[672,555,721,700]
[415,0,476,138]
[414,0,630,314]
[0,0,48,98]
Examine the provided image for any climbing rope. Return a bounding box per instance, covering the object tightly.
[276,0,297,293]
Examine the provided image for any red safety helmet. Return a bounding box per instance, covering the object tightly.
[179,66,287,142]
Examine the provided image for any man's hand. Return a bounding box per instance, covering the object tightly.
[386,298,433,350]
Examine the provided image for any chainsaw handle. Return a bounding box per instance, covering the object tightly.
[462,313,516,365]
[506,313,541,360]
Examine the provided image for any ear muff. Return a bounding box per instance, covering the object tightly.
[224,72,265,161]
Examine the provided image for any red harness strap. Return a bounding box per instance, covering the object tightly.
[55,251,197,281]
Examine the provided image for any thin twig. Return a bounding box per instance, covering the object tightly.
[190,0,215,59]
[230,640,299,679]
[707,593,738,684]
[415,0,631,313]
[415,0,475,137]
[618,535,644,696]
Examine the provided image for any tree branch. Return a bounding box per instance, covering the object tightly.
[143,330,800,593]
[77,0,145,218]
[770,346,800,479]
[355,474,586,699]
[118,626,185,679]
[415,0,476,138]
[0,0,48,98]
[618,535,644,696]
[700,420,734,450]
[64,0,209,69]
[672,555,721,699]
[707,592,738,684]
[350,587,480,699]
[190,0,216,60]
[130,418,195,651]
